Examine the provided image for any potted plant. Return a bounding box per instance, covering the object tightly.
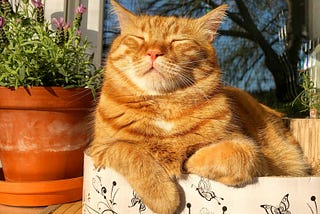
[0,0,102,190]
[293,72,320,119]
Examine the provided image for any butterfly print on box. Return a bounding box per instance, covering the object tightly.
[307,196,318,214]
[129,191,147,213]
[260,193,291,214]
[199,207,228,214]
[186,202,227,214]
[194,178,224,205]
[83,176,119,214]
[187,178,227,214]
[199,207,214,214]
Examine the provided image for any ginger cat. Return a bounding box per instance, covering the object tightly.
[88,1,310,213]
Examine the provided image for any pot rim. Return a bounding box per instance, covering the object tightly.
[0,86,95,110]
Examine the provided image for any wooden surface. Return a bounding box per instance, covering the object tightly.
[0,201,81,214]
[51,201,82,214]
[288,118,320,163]
[0,204,44,214]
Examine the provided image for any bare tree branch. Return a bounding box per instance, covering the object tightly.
[218,30,254,41]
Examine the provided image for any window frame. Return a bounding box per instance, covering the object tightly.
[44,0,104,67]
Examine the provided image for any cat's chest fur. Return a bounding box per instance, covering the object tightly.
[99,92,232,144]
[154,119,175,132]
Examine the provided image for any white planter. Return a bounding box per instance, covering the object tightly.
[83,153,320,214]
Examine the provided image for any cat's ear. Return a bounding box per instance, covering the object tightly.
[110,0,136,32]
[197,4,228,42]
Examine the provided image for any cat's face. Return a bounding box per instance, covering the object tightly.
[108,0,227,95]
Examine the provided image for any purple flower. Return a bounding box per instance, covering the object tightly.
[76,29,82,36]
[0,17,5,28]
[52,17,64,30]
[63,22,71,30]
[31,0,44,8]
[75,4,86,15]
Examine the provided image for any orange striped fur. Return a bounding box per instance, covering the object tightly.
[88,1,310,213]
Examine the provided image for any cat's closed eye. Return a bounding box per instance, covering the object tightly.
[170,38,200,49]
[123,35,145,48]
[128,35,145,41]
[170,38,192,44]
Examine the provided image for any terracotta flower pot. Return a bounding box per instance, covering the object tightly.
[0,86,94,182]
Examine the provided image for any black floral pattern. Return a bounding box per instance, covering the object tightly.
[83,175,119,214]
[83,161,320,214]
[307,196,318,214]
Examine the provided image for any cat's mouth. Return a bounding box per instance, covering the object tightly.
[149,68,159,73]
[144,68,165,78]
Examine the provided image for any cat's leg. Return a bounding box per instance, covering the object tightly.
[185,137,268,186]
[88,141,180,214]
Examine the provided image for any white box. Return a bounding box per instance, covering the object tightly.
[83,153,320,214]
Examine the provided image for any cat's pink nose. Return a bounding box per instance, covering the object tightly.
[147,48,163,62]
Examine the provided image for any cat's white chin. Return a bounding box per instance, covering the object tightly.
[131,74,175,95]
[124,60,178,95]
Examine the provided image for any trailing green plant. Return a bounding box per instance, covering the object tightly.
[0,0,103,95]
[293,72,320,117]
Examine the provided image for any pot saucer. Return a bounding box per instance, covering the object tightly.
[0,169,83,207]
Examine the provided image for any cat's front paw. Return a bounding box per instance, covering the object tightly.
[133,177,181,214]
[185,140,263,187]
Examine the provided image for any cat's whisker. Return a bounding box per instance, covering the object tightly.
[159,64,210,100]
[165,59,213,72]
[176,58,210,65]
[163,61,213,96]
[61,88,95,105]
[103,71,135,94]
